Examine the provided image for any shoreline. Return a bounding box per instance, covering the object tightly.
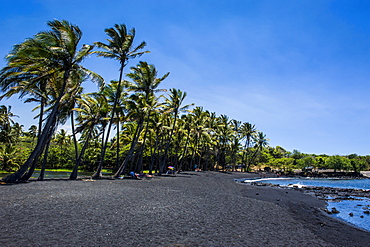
[1,171,370,246]
[240,174,370,232]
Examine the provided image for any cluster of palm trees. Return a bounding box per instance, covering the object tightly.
[0,19,268,183]
[0,105,25,171]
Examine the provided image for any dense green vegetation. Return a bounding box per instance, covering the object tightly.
[0,20,369,182]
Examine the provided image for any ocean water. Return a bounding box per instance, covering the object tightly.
[242,177,370,190]
[241,177,370,232]
[327,197,370,231]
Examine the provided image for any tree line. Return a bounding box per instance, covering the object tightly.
[0,20,270,182]
[0,20,368,182]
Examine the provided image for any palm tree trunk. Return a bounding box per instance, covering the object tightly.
[149,130,161,174]
[115,120,120,170]
[69,127,93,179]
[178,128,190,172]
[71,111,79,167]
[20,125,55,181]
[160,111,178,173]
[134,111,152,173]
[113,120,143,178]
[19,99,46,181]
[37,134,53,181]
[2,69,70,183]
[246,147,260,172]
[95,65,124,178]
[92,125,107,179]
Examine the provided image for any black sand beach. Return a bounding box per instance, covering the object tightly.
[1,171,369,246]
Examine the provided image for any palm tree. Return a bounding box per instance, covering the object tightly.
[1,20,101,183]
[230,119,242,171]
[92,24,149,179]
[203,111,218,171]
[0,144,20,172]
[187,107,210,171]
[53,129,71,168]
[240,122,257,171]
[112,62,168,177]
[113,94,149,178]
[215,114,232,170]
[58,71,92,172]
[100,80,128,170]
[127,61,168,99]
[147,110,166,174]
[161,88,192,173]
[70,93,110,179]
[246,132,269,171]
[125,61,169,173]
[0,105,18,144]
[28,125,38,144]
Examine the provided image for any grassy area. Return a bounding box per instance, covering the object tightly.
[33,168,114,173]
[0,169,154,174]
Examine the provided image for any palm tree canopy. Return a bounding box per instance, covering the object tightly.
[93,24,150,66]
[127,61,169,97]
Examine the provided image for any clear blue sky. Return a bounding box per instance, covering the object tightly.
[1,0,370,155]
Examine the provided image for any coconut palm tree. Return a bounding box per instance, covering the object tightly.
[113,94,148,177]
[215,114,232,170]
[69,93,109,179]
[28,125,38,144]
[92,24,149,179]
[246,132,269,171]
[1,20,101,183]
[230,119,242,170]
[187,107,210,171]
[240,122,257,171]
[0,144,20,172]
[111,62,168,177]
[0,105,18,144]
[100,80,128,170]
[160,88,192,172]
[53,129,71,168]
[127,61,168,99]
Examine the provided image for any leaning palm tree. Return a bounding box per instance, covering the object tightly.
[92,24,149,179]
[69,93,109,179]
[100,80,128,171]
[1,20,102,183]
[246,132,269,171]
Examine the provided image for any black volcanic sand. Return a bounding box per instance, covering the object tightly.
[1,171,369,246]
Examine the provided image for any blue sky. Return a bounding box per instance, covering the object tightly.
[1,0,370,155]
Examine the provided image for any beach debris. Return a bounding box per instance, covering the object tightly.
[360,215,364,218]
[324,208,332,214]
[349,212,354,217]
[331,207,340,214]
[255,193,259,195]
[364,210,370,215]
